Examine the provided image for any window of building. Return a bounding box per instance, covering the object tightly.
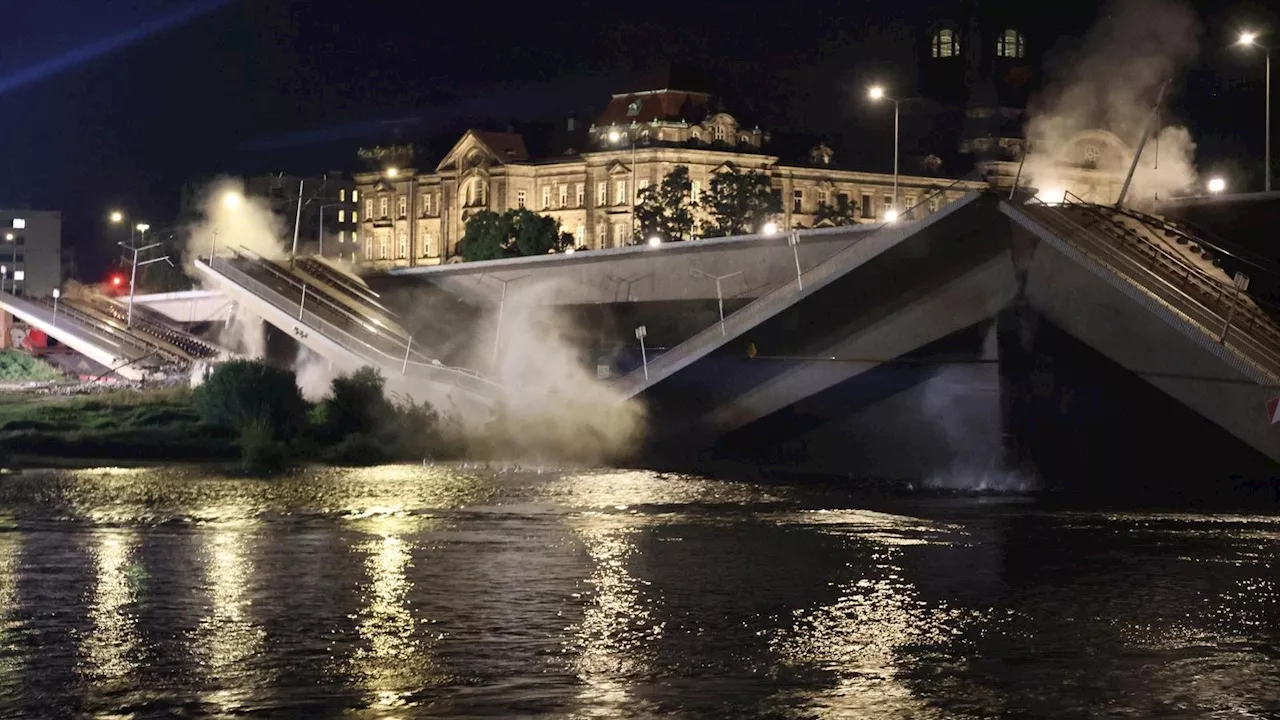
[637,179,650,198]
[339,189,346,202]
[640,130,650,142]
[542,186,551,210]
[905,194,917,211]
[838,192,850,209]
[931,27,959,58]
[613,223,626,246]
[422,193,432,216]
[422,233,433,257]
[366,199,374,219]
[792,189,803,213]
[352,190,359,202]
[929,195,941,214]
[596,223,607,247]
[816,189,828,207]
[996,29,1025,58]
[379,196,389,218]
[691,180,701,201]
[517,190,527,208]
[576,183,584,207]
[379,234,389,260]
[353,230,358,246]
[397,195,407,217]
[691,128,702,143]
[714,125,725,142]
[398,231,408,259]
[861,192,874,218]
[364,236,373,260]
[352,211,358,223]
[558,184,568,208]
[338,230,346,244]
[575,225,585,244]
[615,180,627,206]
[883,194,894,216]
[11,218,24,229]
[596,181,607,206]
[337,209,345,223]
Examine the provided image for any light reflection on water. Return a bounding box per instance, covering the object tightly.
[0,465,1276,717]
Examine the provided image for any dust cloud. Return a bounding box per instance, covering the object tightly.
[463,281,647,465]
[1023,0,1202,205]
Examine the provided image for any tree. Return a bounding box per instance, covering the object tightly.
[194,359,307,440]
[813,195,860,227]
[634,165,696,243]
[456,208,572,261]
[699,166,781,238]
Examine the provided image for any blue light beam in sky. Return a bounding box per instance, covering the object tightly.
[0,0,233,97]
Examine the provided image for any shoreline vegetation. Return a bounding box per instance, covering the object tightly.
[0,360,467,475]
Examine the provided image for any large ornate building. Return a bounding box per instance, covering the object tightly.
[350,86,988,268]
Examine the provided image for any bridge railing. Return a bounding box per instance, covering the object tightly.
[1017,195,1280,381]
[613,173,986,397]
[201,256,501,397]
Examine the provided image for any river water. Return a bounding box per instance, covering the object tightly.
[0,465,1278,718]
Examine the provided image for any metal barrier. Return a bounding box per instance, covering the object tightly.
[201,257,500,397]
[1016,196,1280,381]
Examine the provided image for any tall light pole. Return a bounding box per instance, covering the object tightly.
[119,231,171,329]
[1239,31,1274,192]
[608,129,638,242]
[691,268,744,335]
[868,85,900,216]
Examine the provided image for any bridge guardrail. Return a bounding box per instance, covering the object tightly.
[1017,196,1280,382]
[201,257,501,397]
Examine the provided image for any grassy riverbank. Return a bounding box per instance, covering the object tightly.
[0,387,238,464]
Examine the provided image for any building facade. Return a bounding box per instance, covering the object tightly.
[0,208,62,297]
[352,88,988,269]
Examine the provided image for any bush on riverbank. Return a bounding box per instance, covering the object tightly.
[308,367,457,465]
[0,351,64,383]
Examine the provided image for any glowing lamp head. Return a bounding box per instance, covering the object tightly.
[111,274,124,288]
[647,236,662,247]
[109,210,125,224]
[565,246,576,255]
[608,130,622,143]
[3,233,12,241]
[762,222,778,235]
[222,191,243,210]
[135,223,150,232]
[52,288,60,299]
[1239,31,1258,46]
[884,209,899,222]
[868,85,886,101]
[1208,177,1226,194]
[385,167,399,178]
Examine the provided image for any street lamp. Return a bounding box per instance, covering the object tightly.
[1208,177,1227,194]
[222,191,243,210]
[762,222,778,235]
[647,236,662,247]
[0,266,6,294]
[385,167,400,178]
[1238,31,1274,192]
[884,208,900,223]
[109,210,125,224]
[608,128,639,242]
[52,288,60,324]
[868,84,902,218]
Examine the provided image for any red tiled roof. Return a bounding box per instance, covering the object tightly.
[475,131,529,161]
[597,90,713,126]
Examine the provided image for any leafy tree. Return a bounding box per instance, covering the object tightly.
[634,165,696,243]
[813,195,860,227]
[457,209,572,261]
[699,166,781,238]
[194,359,307,441]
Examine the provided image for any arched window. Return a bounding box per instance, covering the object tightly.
[996,29,1025,58]
[464,177,486,206]
[931,27,960,58]
[714,125,725,141]
[691,128,702,143]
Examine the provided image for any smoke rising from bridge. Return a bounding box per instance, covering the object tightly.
[1023,0,1202,204]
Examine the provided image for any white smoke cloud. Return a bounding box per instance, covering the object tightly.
[1024,0,1202,205]
[295,346,339,401]
[183,178,288,269]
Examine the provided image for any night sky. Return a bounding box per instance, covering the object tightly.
[0,0,1275,279]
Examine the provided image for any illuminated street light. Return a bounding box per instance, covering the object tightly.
[885,209,900,222]
[608,129,621,143]
[109,210,125,224]
[385,167,400,178]
[648,236,662,247]
[3,233,11,241]
[135,223,150,233]
[565,246,576,255]
[1208,177,1227,194]
[762,222,778,235]
[1236,30,1273,191]
[868,84,901,216]
[222,191,243,210]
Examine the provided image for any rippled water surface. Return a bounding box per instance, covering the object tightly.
[1,465,1279,718]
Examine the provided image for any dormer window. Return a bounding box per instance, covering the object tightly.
[996,29,1026,58]
[714,125,725,142]
[932,27,960,58]
[691,128,702,143]
[627,100,642,116]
